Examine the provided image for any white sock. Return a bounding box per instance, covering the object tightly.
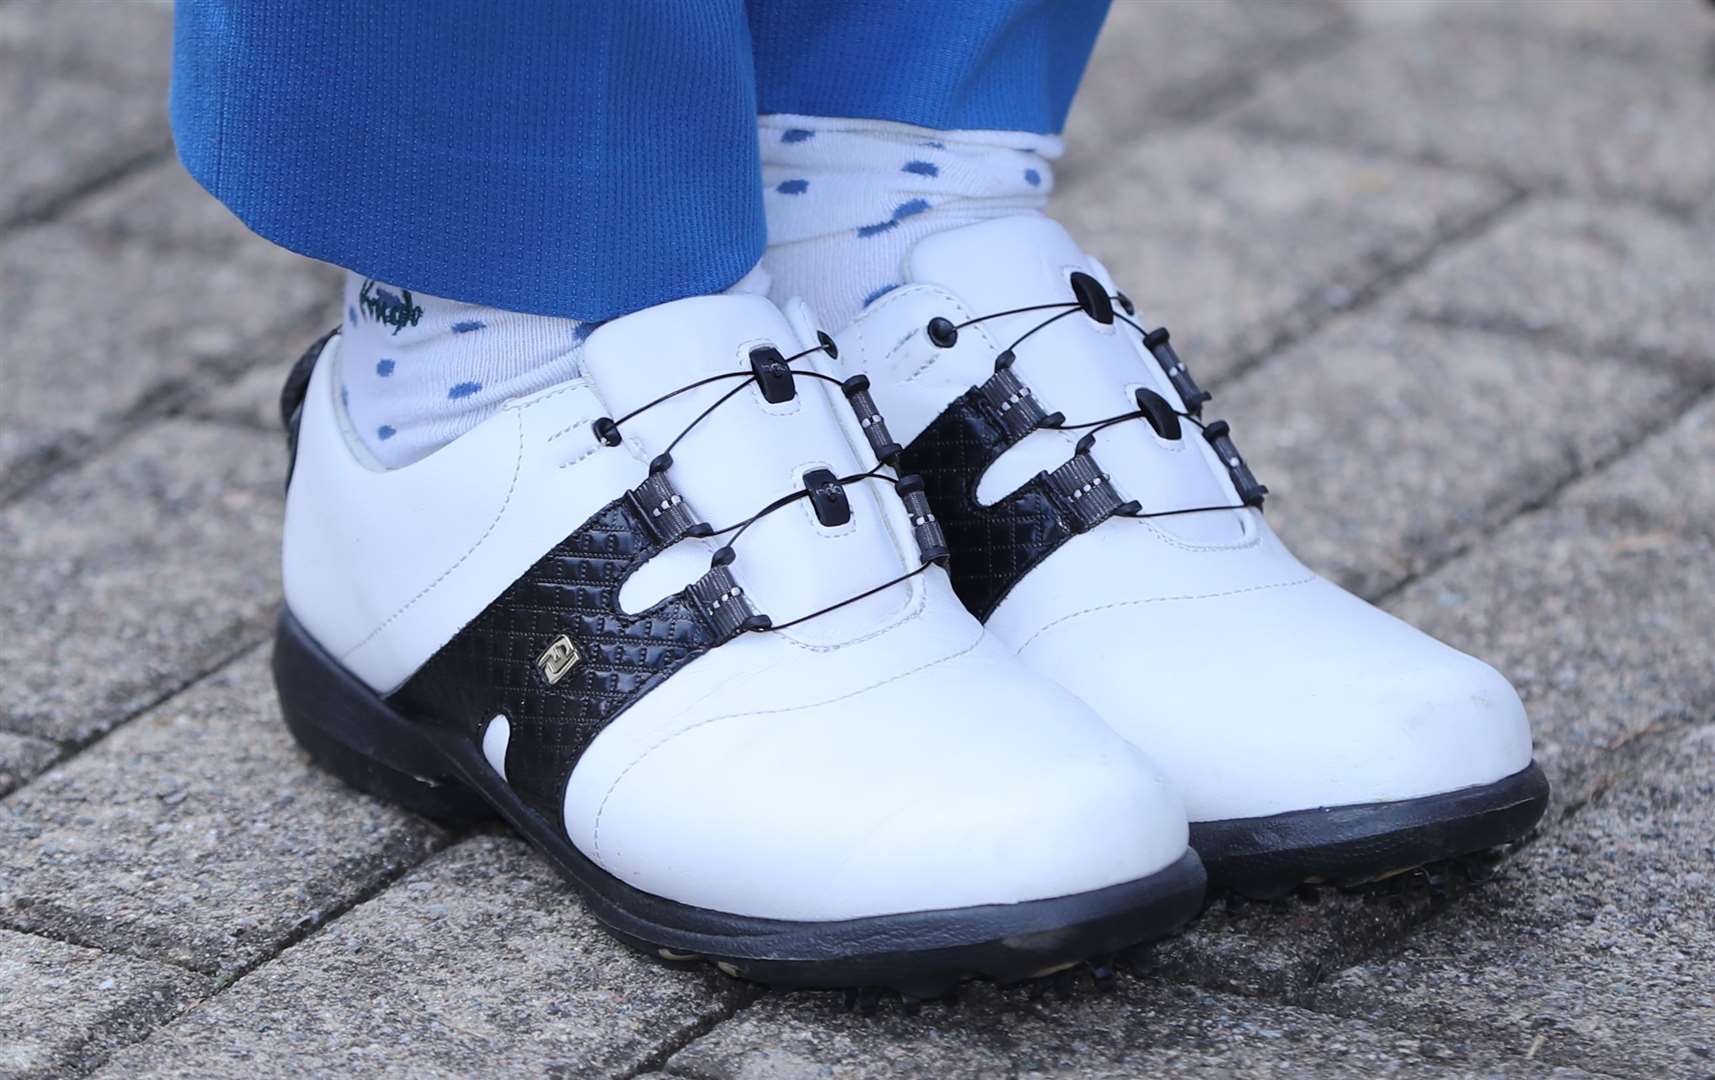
[337,267,769,468]
[337,274,587,468]
[759,115,1059,332]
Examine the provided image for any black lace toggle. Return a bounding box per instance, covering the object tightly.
[749,345,797,403]
[1045,452,1136,531]
[927,317,959,349]
[688,564,768,639]
[1070,272,1115,325]
[588,332,945,638]
[977,366,1054,441]
[1201,420,1268,507]
[897,474,950,566]
[1133,387,1182,440]
[1142,327,1212,416]
[803,468,851,527]
[625,470,710,546]
[842,374,902,463]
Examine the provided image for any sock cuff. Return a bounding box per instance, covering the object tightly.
[759,115,1055,249]
[758,113,1063,158]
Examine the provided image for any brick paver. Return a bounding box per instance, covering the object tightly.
[1053,126,1512,380]
[3,1,1710,1076]
[0,929,206,1080]
[0,421,285,744]
[95,836,748,1080]
[661,980,1599,1080]
[1233,13,1715,212]
[0,650,443,977]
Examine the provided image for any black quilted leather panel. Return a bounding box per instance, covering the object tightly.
[899,388,1077,621]
[388,493,746,824]
[900,374,1146,620]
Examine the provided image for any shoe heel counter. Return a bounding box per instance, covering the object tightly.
[280,331,369,666]
[281,328,340,491]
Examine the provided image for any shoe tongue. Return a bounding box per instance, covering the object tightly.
[577,293,908,641]
[907,215,1094,319]
[905,215,1247,546]
[579,293,849,533]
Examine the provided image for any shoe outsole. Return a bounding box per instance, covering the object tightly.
[1190,762,1550,901]
[272,611,1207,996]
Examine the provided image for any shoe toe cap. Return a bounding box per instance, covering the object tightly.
[569,639,1189,921]
[1019,576,1535,823]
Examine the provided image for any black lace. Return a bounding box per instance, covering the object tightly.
[591,338,934,634]
[937,276,1261,520]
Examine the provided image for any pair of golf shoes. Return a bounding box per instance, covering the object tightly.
[273,215,1548,997]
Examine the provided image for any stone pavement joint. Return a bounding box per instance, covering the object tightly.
[0,421,287,744]
[0,648,447,978]
[4,0,1713,1076]
[1221,318,1692,601]
[1053,125,1519,383]
[0,928,208,1080]
[93,835,753,1080]
[0,732,59,801]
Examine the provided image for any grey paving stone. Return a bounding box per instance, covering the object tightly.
[0,928,206,1080]
[1054,127,1511,380]
[0,0,173,89]
[1232,20,1715,212]
[1307,722,1715,1077]
[1348,0,1715,73]
[0,733,57,800]
[664,980,1595,1080]
[1220,318,1690,599]
[192,365,291,432]
[1387,396,1715,803]
[1140,885,1450,1002]
[0,217,338,502]
[68,158,278,257]
[0,2,171,225]
[0,647,444,976]
[99,834,747,1080]
[0,420,284,743]
[1392,199,1715,380]
[1060,0,1350,183]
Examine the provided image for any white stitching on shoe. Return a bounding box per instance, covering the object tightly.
[339,409,527,663]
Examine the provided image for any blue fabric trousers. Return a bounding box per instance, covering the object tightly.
[172,1,1110,321]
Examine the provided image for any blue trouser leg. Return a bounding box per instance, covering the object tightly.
[171,2,766,321]
[747,0,1109,136]
[171,1,1109,321]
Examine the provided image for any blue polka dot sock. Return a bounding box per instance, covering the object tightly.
[759,115,1058,332]
[336,266,766,468]
[336,273,587,467]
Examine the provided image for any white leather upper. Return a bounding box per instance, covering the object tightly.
[282,292,1189,920]
[832,216,1534,822]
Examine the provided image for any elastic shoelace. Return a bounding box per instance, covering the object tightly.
[592,339,933,634]
[940,291,1254,521]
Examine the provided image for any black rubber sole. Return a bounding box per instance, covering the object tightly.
[272,611,1206,995]
[1190,762,1550,900]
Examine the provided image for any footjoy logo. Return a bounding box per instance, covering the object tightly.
[537,635,582,685]
[358,279,423,335]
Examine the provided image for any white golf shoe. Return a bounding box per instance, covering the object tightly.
[827,214,1548,898]
[271,289,1203,993]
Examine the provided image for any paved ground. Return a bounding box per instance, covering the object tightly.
[2,1,1712,1077]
